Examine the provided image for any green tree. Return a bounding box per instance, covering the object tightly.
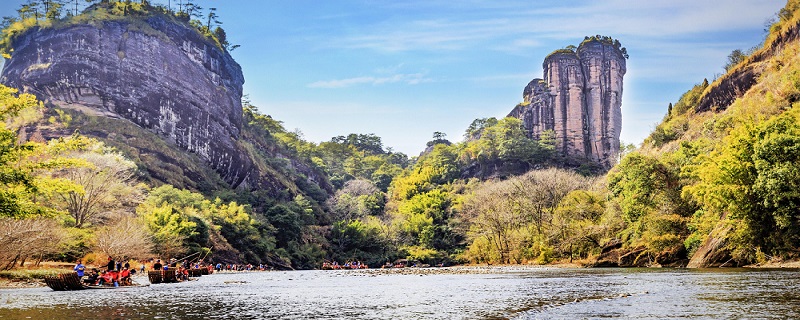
[329,219,385,265]
[205,7,219,31]
[551,190,607,259]
[45,143,145,228]
[463,168,590,264]
[0,86,44,218]
[690,108,800,260]
[141,204,197,258]
[0,85,86,219]
[724,49,748,71]
[608,153,673,223]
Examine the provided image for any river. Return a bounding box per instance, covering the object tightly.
[1,267,799,319]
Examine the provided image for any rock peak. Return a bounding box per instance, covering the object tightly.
[509,36,627,169]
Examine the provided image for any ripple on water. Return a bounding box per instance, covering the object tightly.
[1,268,800,319]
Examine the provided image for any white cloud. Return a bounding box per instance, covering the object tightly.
[321,0,782,53]
[308,73,431,88]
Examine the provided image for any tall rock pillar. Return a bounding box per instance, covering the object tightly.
[506,36,627,169]
[578,39,626,166]
[544,52,585,158]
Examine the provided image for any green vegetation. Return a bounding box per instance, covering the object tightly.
[546,35,628,60]
[0,85,310,269]
[580,35,629,59]
[0,0,237,58]
[0,268,62,281]
[609,0,800,265]
[6,0,800,271]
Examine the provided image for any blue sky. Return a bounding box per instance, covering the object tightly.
[0,0,787,155]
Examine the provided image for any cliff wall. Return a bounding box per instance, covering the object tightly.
[508,38,626,168]
[1,14,253,188]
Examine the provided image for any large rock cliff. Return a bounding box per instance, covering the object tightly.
[508,37,627,168]
[1,14,253,188]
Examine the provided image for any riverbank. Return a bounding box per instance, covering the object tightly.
[4,259,799,290]
[745,259,800,268]
[0,269,55,289]
[325,264,583,277]
[0,261,77,289]
[0,278,44,289]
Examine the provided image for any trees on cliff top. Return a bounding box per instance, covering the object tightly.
[1,0,239,57]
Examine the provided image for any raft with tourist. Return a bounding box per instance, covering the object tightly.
[146,254,214,284]
[43,252,281,291]
[321,261,368,270]
[45,265,146,291]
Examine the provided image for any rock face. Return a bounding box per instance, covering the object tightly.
[696,20,800,113]
[687,224,735,268]
[1,15,252,188]
[508,38,626,168]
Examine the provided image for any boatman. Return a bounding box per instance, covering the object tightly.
[106,256,115,271]
[74,260,85,278]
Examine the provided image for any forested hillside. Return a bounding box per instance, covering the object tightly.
[608,0,800,267]
[3,0,800,270]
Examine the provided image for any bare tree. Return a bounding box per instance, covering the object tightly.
[94,215,154,261]
[463,179,522,263]
[462,168,591,264]
[0,218,65,270]
[326,179,380,221]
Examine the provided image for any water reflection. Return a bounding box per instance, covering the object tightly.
[1,268,799,319]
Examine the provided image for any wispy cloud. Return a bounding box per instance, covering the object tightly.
[320,0,781,53]
[308,73,431,88]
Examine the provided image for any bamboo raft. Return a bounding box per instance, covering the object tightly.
[190,268,210,277]
[148,268,209,284]
[148,270,179,284]
[44,273,148,291]
[44,273,85,291]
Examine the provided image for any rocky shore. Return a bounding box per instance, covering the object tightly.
[0,278,45,289]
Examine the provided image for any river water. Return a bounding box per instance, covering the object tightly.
[1,267,799,319]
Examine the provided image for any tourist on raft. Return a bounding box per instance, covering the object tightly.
[119,267,131,286]
[74,260,85,279]
[84,269,99,285]
[106,256,115,272]
[97,270,119,287]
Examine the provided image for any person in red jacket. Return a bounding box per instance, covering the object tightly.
[98,271,113,286]
[119,267,131,286]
